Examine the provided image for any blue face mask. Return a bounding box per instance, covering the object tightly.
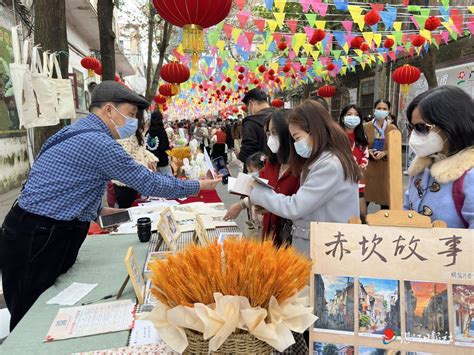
[111,106,138,139]
[344,115,361,129]
[249,171,259,178]
[294,138,312,158]
[374,109,389,121]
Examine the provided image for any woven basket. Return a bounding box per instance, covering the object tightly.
[183,328,273,355]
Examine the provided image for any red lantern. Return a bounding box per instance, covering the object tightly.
[350,36,364,49]
[238,66,245,73]
[238,73,244,80]
[282,64,291,73]
[275,77,282,84]
[159,83,175,97]
[154,94,167,105]
[94,63,103,76]
[278,41,287,51]
[160,61,190,95]
[225,77,231,83]
[268,69,275,76]
[392,64,421,95]
[300,66,307,73]
[258,64,266,73]
[271,99,284,108]
[309,29,326,45]
[152,0,232,63]
[360,43,370,52]
[317,84,336,98]
[425,16,441,31]
[210,76,214,81]
[242,105,247,112]
[221,85,226,91]
[232,107,239,113]
[364,10,380,26]
[383,38,395,49]
[411,35,426,47]
[80,56,100,77]
[253,79,259,85]
[326,63,335,71]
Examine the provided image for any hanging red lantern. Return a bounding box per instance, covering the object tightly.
[360,43,370,52]
[392,64,421,95]
[424,16,441,31]
[383,38,395,49]
[271,99,284,108]
[275,77,282,84]
[159,83,175,97]
[411,35,426,47]
[94,63,103,76]
[152,0,232,66]
[81,56,100,77]
[364,10,380,26]
[160,61,190,95]
[282,64,291,73]
[225,77,232,83]
[309,29,326,45]
[238,66,245,73]
[326,63,335,71]
[278,41,287,51]
[268,69,275,76]
[258,64,266,73]
[253,79,260,85]
[291,73,297,79]
[317,84,337,98]
[238,73,244,80]
[242,105,247,112]
[300,66,307,73]
[154,94,167,105]
[221,85,226,91]
[350,36,364,49]
[232,107,239,113]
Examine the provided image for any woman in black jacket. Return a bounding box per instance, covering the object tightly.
[145,110,172,175]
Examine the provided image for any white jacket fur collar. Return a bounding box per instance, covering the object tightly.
[408,147,474,184]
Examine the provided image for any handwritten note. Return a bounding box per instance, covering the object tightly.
[45,300,135,341]
[129,320,161,345]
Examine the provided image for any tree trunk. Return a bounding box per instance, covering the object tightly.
[145,4,156,98]
[420,47,438,89]
[146,21,172,102]
[33,0,68,156]
[97,0,116,80]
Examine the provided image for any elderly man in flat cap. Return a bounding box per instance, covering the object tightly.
[0,81,221,330]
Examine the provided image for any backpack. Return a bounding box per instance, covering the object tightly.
[452,171,468,228]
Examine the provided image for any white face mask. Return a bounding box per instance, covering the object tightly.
[267,135,280,153]
[409,130,444,157]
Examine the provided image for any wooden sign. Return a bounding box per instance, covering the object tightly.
[124,247,145,304]
[195,214,211,245]
[310,221,473,354]
[157,207,181,250]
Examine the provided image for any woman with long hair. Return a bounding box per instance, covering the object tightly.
[339,104,369,222]
[146,110,172,175]
[249,100,360,257]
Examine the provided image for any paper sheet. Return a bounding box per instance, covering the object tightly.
[46,282,98,306]
[129,320,161,346]
[45,300,135,342]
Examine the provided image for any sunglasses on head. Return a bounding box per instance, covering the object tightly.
[406,122,436,135]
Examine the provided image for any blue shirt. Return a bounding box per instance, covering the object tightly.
[19,114,200,222]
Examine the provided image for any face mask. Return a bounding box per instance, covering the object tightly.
[374,109,389,121]
[344,115,361,129]
[294,137,312,158]
[249,171,259,178]
[111,106,138,139]
[409,130,444,158]
[267,135,280,153]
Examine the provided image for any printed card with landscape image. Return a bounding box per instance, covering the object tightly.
[452,284,474,346]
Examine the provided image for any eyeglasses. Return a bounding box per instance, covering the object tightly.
[406,122,436,135]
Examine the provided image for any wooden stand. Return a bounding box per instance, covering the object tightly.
[387,130,403,210]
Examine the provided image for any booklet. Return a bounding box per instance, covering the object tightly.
[227,173,270,196]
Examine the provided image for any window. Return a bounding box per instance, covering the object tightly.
[359,78,375,120]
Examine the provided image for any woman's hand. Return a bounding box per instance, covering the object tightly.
[373,151,387,160]
[224,203,243,220]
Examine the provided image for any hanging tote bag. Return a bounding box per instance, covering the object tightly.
[29,46,60,128]
[8,26,39,129]
[48,53,76,119]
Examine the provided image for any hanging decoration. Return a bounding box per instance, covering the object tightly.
[271,99,284,108]
[80,57,100,78]
[392,64,421,95]
[160,62,190,95]
[317,85,337,98]
[152,0,232,66]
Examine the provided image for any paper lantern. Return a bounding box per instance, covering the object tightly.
[282,64,291,73]
[94,63,103,76]
[152,0,232,65]
[232,107,239,113]
[241,105,247,112]
[160,62,190,95]
[364,10,380,26]
[392,64,421,95]
[275,77,282,84]
[80,56,100,77]
[221,85,226,91]
[258,64,266,73]
[425,16,441,31]
[154,94,167,105]
[317,84,336,98]
[225,77,231,83]
[350,36,364,49]
[411,35,426,47]
[300,66,307,73]
[309,29,325,45]
[159,83,175,97]
[238,66,245,73]
[326,63,335,71]
[278,41,287,51]
[383,38,395,49]
[253,79,259,85]
[268,69,275,76]
[271,99,284,108]
[360,43,370,52]
[238,73,244,80]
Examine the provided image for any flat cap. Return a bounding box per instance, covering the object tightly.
[242,88,268,105]
[91,80,150,110]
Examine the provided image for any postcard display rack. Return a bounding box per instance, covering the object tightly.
[310,210,473,355]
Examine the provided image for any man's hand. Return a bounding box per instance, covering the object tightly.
[96,207,124,232]
[199,176,222,190]
[148,161,158,172]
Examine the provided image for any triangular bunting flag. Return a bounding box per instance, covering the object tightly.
[265,0,274,11]
[342,20,353,33]
[274,0,287,13]
[223,23,233,39]
[303,43,313,55]
[334,0,348,11]
[274,12,286,27]
[244,31,255,45]
[267,19,279,32]
[253,18,266,33]
[232,28,242,43]
[237,11,251,29]
[315,21,326,30]
[305,13,317,27]
[286,20,298,33]
[300,0,311,13]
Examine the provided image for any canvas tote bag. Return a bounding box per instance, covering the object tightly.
[9,26,39,129]
[29,46,60,128]
[48,53,76,119]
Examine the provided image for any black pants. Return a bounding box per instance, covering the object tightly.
[0,204,89,330]
[114,185,138,208]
